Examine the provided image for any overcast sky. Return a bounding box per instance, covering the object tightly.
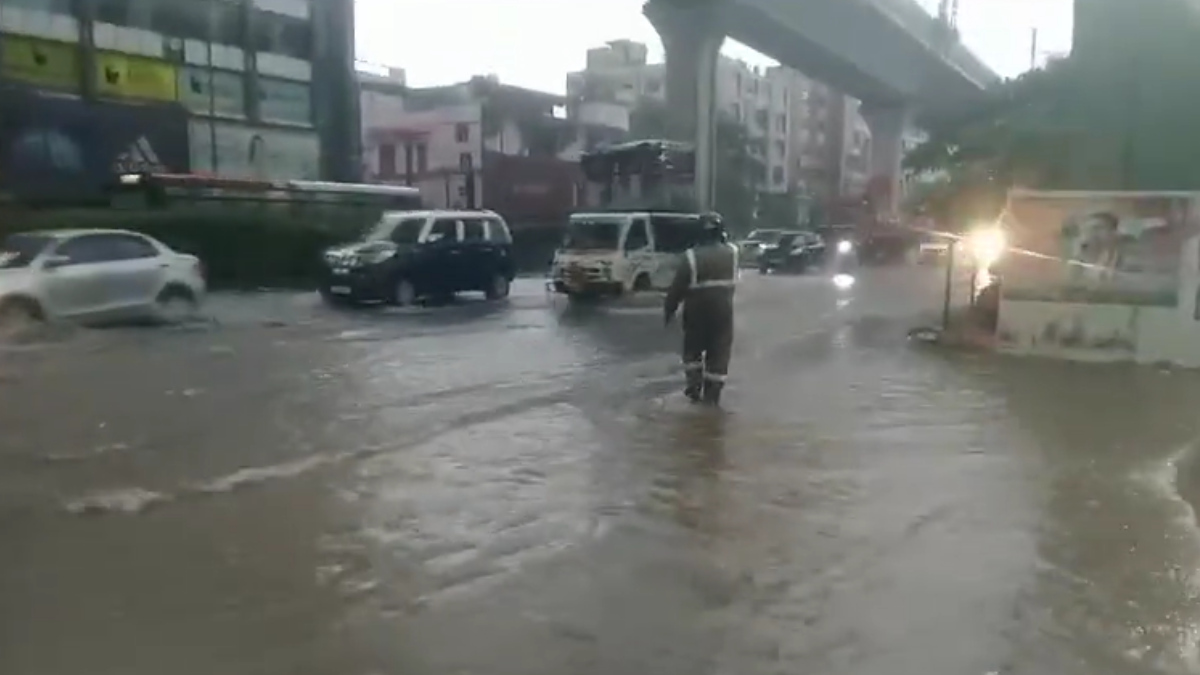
[356,0,1072,92]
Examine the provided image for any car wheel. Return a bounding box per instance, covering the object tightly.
[392,278,417,306]
[155,286,199,324]
[485,273,511,301]
[632,273,652,292]
[0,297,43,337]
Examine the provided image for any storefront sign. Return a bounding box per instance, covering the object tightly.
[1,37,80,91]
[258,77,312,125]
[188,121,318,180]
[178,67,246,118]
[95,52,178,102]
[0,89,189,201]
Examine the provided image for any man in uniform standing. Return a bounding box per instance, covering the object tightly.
[664,212,738,405]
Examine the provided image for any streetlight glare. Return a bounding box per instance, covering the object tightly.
[966,226,1006,268]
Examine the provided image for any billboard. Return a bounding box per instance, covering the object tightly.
[999,190,1200,307]
[0,87,189,201]
[1,37,81,92]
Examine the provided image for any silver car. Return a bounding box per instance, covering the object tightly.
[0,229,206,330]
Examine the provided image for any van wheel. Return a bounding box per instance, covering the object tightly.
[155,285,198,323]
[391,278,417,307]
[0,297,43,336]
[485,274,510,301]
[632,273,652,292]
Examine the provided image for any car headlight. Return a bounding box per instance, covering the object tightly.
[836,240,853,254]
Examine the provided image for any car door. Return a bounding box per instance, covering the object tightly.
[621,217,653,288]
[485,217,515,280]
[460,217,490,290]
[39,234,123,319]
[416,217,463,294]
[104,234,168,312]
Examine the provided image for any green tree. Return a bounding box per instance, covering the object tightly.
[907,1,1200,215]
[628,102,762,232]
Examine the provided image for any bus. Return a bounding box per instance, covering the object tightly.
[110,172,423,231]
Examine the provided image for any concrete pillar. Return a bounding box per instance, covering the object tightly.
[644,0,724,212]
[860,103,912,216]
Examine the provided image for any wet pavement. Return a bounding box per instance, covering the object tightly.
[4,268,1200,674]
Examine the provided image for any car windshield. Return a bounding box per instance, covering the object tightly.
[563,218,622,251]
[746,229,782,244]
[366,217,425,244]
[0,233,54,269]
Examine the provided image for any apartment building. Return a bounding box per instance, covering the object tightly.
[361,76,580,224]
[565,40,880,201]
[0,0,361,200]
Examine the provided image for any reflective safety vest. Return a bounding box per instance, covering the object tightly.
[684,242,739,290]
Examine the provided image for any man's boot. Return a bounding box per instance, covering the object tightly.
[702,379,724,405]
[684,368,704,402]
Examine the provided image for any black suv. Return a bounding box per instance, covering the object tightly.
[319,210,515,306]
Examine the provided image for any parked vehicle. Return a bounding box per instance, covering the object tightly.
[550,210,705,300]
[757,231,824,274]
[738,229,785,267]
[318,209,515,306]
[0,228,206,330]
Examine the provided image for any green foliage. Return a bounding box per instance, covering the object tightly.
[628,101,763,231]
[907,6,1200,217]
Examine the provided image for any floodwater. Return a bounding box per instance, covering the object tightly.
[3,270,1200,675]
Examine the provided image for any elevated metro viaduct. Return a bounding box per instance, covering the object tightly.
[643,0,1000,213]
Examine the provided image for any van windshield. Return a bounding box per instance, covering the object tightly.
[564,219,622,251]
[746,229,783,244]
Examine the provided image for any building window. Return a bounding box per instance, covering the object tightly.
[459,152,473,171]
[774,140,785,157]
[95,0,241,43]
[252,9,311,59]
[455,123,469,143]
[6,0,74,14]
[378,143,396,177]
[416,144,427,173]
[772,166,785,185]
[258,77,311,124]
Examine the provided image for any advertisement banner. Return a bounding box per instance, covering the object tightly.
[95,52,178,102]
[1000,190,1200,306]
[257,77,312,125]
[0,87,189,201]
[1,37,81,91]
[188,120,319,180]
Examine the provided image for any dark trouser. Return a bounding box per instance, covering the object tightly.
[681,291,734,404]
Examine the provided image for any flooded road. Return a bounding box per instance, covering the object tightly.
[4,269,1200,675]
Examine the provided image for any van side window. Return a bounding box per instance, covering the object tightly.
[486,218,512,243]
[462,218,486,241]
[624,219,649,250]
[427,218,459,242]
[651,215,699,253]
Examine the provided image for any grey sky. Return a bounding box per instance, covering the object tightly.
[357,0,1072,92]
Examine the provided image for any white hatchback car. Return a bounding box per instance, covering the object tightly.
[0,228,206,329]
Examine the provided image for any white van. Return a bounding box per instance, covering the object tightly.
[550,211,706,298]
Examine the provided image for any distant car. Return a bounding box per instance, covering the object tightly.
[0,228,206,330]
[918,238,951,263]
[319,209,515,306]
[737,229,785,266]
[758,231,827,274]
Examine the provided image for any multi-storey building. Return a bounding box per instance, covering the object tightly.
[0,0,358,201]
[566,40,879,203]
[361,75,580,226]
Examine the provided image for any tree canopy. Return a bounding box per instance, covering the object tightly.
[905,3,1200,221]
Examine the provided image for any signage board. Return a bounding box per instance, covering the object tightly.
[0,87,189,201]
[1000,190,1200,307]
[1,37,80,91]
[178,67,246,117]
[95,52,178,102]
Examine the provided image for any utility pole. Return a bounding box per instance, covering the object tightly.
[1029,28,1039,70]
[206,1,218,173]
